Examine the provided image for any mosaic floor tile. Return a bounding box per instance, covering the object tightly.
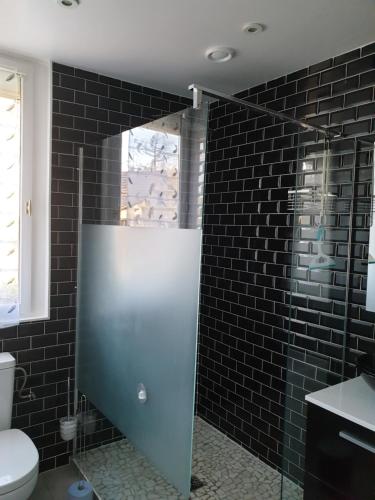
[74,417,303,500]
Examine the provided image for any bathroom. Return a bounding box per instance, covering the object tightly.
[0,0,375,499]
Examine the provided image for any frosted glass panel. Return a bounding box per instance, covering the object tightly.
[77,225,201,497]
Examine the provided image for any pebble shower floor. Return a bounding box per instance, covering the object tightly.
[74,417,302,500]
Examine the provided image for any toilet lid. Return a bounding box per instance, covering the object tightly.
[0,429,39,495]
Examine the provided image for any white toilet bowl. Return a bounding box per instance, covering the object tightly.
[0,429,39,500]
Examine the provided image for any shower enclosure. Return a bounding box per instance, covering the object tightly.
[73,83,374,499]
[282,135,374,498]
[190,85,374,499]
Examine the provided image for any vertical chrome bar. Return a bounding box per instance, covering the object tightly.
[73,147,84,458]
[342,139,357,376]
[366,142,375,312]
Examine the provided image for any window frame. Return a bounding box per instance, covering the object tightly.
[0,52,51,322]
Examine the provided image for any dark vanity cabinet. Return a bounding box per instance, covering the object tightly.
[304,403,375,500]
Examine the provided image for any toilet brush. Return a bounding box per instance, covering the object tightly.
[60,377,78,441]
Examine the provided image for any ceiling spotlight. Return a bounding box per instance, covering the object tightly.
[242,23,265,34]
[205,47,235,63]
[56,0,80,8]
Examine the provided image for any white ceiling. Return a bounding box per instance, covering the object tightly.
[1,0,375,96]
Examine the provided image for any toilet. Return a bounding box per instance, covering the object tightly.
[0,353,39,499]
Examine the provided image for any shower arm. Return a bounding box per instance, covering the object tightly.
[189,83,343,139]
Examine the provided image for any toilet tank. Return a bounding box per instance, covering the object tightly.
[0,353,16,431]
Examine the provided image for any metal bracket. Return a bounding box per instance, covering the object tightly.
[188,82,343,139]
[137,383,148,404]
[189,84,203,110]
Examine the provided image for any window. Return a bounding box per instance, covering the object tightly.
[0,68,21,325]
[0,53,51,326]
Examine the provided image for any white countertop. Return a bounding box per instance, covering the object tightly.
[306,376,375,432]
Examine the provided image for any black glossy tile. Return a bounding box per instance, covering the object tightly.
[330,107,356,125]
[320,65,346,84]
[345,87,373,106]
[319,95,344,112]
[362,42,375,56]
[334,48,361,65]
[60,74,85,91]
[309,59,332,74]
[297,74,320,91]
[347,54,375,76]
[332,76,359,95]
[308,84,332,102]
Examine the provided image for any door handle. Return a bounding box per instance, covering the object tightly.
[339,431,375,454]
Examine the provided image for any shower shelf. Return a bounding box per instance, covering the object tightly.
[288,189,372,215]
[288,188,338,214]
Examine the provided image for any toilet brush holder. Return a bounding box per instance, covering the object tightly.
[60,375,77,441]
[60,416,78,441]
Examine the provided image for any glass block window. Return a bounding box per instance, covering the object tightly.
[0,68,21,326]
[121,121,180,227]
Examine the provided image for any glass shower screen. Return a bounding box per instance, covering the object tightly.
[76,105,208,498]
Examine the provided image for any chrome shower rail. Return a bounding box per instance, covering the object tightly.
[189,83,342,139]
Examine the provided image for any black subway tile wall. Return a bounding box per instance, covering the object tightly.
[0,62,189,472]
[197,42,375,485]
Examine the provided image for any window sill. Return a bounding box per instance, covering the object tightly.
[20,313,50,323]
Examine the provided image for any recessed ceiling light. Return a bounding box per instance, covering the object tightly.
[205,47,235,63]
[242,23,265,34]
[56,0,80,8]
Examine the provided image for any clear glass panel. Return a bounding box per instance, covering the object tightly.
[0,69,21,327]
[75,105,208,498]
[366,142,375,312]
[81,106,206,229]
[281,135,372,498]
